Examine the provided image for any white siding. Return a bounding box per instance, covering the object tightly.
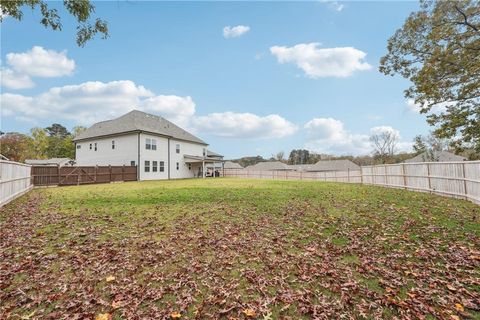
[139,133,169,180]
[75,132,208,181]
[169,139,205,179]
[75,134,139,167]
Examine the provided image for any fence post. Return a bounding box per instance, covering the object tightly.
[347,168,350,183]
[122,165,125,181]
[402,163,407,189]
[95,165,98,183]
[462,162,468,200]
[77,166,81,186]
[426,163,432,193]
[384,165,388,186]
[109,165,112,182]
[360,167,363,184]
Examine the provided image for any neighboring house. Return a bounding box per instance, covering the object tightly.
[74,110,222,180]
[25,158,73,166]
[245,161,292,171]
[405,151,467,163]
[224,161,243,169]
[290,160,360,172]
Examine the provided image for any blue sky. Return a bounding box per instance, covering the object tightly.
[1,1,431,159]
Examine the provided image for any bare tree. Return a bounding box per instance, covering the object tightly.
[275,151,285,162]
[370,131,398,163]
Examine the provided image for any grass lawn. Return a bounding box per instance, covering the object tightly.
[1,178,479,320]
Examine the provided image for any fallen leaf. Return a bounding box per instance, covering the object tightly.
[454,303,464,312]
[243,309,256,318]
[447,284,457,292]
[451,316,460,320]
[95,314,111,320]
[105,275,116,282]
[171,311,181,319]
[263,312,273,320]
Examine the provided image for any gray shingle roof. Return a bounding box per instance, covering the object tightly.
[404,151,466,163]
[224,161,243,169]
[25,158,72,166]
[74,110,207,145]
[290,160,360,172]
[245,161,291,171]
[207,150,223,158]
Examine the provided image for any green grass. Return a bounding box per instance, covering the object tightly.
[1,178,479,319]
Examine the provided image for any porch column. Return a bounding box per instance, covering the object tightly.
[202,161,205,178]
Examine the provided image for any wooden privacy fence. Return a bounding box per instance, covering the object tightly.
[32,165,137,186]
[0,160,33,207]
[223,161,480,205]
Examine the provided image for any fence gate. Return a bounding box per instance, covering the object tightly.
[31,165,137,186]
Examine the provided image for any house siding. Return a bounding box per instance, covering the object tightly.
[75,132,207,181]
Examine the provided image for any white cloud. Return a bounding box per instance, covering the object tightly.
[6,46,75,77]
[320,0,345,12]
[0,68,35,89]
[223,25,250,38]
[270,43,371,78]
[1,79,296,140]
[304,118,410,155]
[406,99,450,114]
[1,80,194,126]
[192,112,297,139]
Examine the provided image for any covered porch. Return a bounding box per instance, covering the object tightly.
[184,155,225,178]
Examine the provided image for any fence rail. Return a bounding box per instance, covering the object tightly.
[0,160,33,207]
[31,165,138,186]
[223,161,480,205]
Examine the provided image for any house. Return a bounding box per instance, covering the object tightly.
[244,161,292,171]
[73,110,222,180]
[289,160,360,172]
[205,150,224,176]
[405,151,467,163]
[224,161,243,169]
[25,158,73,167]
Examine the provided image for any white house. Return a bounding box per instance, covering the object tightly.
[74,110,223,180]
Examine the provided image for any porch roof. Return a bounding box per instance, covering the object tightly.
[184,155,225,163]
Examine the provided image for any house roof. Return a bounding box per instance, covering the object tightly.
[245,161,291,171]
[312,159,360,171]
[25,158,72,166]
[207,150,223,158]
[224,161,243,169]
[404,151,467,163]
[290,160,360,172]
[74,110,207,145]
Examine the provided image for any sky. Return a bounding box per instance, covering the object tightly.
[1,1,432,159]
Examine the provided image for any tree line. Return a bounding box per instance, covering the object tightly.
[0,124,86,162]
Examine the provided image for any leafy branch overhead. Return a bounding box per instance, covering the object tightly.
[0,0,108,46]
[380,0,480,151]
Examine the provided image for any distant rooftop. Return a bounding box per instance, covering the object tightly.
[74,110,207,145]
[404,151,466,163]
[224,161,243,169]
[245,161,291,171]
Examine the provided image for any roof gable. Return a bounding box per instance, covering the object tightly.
[74,110,207,145]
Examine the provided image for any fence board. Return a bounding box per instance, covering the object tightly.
[31,165,137,186]
[0,160,33,207]
[223,161,480,205]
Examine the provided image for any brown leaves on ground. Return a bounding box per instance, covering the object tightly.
[0,181,479,319]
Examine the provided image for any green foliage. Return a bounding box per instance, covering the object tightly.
[380,0,480,151]
[29,127,49,159]
[0,0,108,47]
[288,149,311,164]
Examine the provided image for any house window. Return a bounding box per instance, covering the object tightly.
[145,160,150,172]
[94,143,97,151]
[152,139,157,150]
[159,161,165,172]
[76,144,81,149]
[176,162,179,170]
[203,148,206,157]
[188,163,192,170]
[131,161,135,166]
[176,144,180,154]
[89,143,92,150]
[152,161,158,172]
[146,138,151,150]
[112,140,115,149]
